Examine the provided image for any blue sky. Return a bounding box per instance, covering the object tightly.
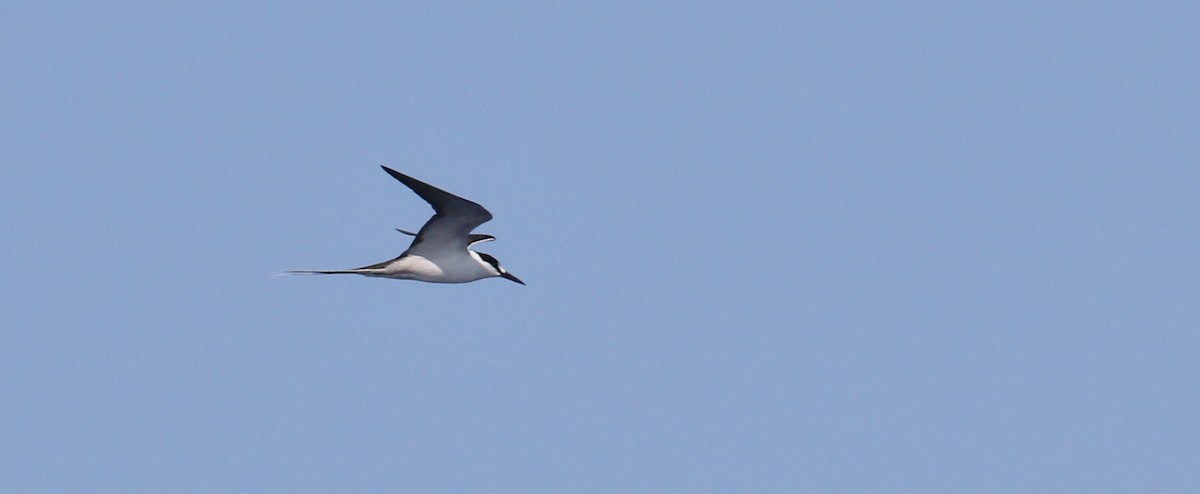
[2,2,1197,492]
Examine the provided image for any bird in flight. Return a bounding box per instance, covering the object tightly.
[289,166,524,285]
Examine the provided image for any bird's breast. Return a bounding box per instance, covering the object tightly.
[381,253,492,283]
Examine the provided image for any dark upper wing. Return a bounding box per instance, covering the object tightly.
[381,166,493,254]
[397,228,495,246]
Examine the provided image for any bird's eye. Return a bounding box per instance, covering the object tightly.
[477,252,502,272]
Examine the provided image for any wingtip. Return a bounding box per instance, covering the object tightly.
[380,165,405,181]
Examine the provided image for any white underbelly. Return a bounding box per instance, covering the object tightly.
[378,254,491,283]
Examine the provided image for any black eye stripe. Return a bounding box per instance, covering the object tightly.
[477,252,502,271]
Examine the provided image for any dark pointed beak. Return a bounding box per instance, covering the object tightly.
[501,271,525,285]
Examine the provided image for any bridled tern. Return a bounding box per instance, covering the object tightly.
[289,166,524,285]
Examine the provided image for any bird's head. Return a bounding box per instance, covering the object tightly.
[476,252,524,285]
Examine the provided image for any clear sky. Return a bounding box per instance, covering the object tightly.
[2,2,1197,492]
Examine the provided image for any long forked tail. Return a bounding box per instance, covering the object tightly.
[282,269,371,275]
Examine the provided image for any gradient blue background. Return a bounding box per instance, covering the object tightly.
[3,2,1197,492]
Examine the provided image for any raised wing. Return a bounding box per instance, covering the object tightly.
[382,166,493,254]
[396,228,495,246]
